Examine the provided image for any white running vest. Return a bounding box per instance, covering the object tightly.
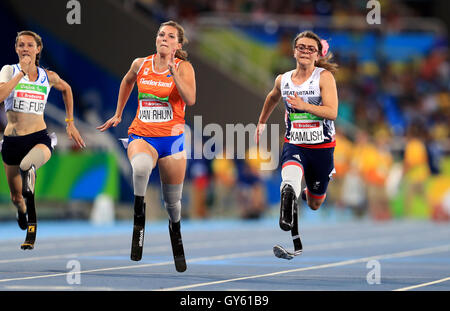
[281,67,335,145]
[4,64,50,115]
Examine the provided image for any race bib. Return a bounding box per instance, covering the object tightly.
[138,92,173,123]
[12,83,48,115]
[289,113,324,144]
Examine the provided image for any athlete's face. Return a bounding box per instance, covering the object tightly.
[156,26,182,56]
[15,35,40,63]
[294,37,320,66]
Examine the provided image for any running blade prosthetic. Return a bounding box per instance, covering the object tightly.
[169,220,187,272]
[131,197,146,261]
[274,201,303,260]
[20,166,37,250]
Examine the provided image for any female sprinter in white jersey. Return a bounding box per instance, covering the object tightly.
[97,21,196,272]
[0,31,85,249]
[255,31,338,258]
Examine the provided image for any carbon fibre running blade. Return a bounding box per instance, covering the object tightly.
[131,202,146,261]
[131,216,145,261]
[169,221,187,273]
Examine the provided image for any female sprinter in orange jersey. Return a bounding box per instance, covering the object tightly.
[97,21,195,272]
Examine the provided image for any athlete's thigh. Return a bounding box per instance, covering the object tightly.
[3,163,22,196]
[30,143,52,163]
[158,151,187,184]
[303,147,335,196]
[127,138,158,167]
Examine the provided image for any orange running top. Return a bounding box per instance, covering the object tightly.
[128,54,186,137]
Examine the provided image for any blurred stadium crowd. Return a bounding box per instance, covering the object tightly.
[137,0,437,23]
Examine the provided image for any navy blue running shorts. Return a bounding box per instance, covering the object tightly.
[281,142,335,198]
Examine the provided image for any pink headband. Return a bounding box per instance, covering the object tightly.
[320,39,329,57]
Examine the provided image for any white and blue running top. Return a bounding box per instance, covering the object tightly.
[281,67,335,148]
[1,64,50,115]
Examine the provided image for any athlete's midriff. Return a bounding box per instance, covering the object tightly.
[4,111,46,136]
[128,55,186,137]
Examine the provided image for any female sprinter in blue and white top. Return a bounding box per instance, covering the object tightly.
[0,31,85,233]
[255,30,338,232]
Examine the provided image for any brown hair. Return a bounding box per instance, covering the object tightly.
[293,31,338,74]
[15,30,43,66]
[158,20,189,61]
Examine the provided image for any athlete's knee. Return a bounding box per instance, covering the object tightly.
[162,184,183,223]
[130,153,154,176]
[162,184,182,205]
[281,162,303,198]
[130,153,154,197]
[308,200,322,211]
[307,195,326,210]
[10,192,24,207]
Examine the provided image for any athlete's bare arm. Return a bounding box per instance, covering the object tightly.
[97,58,144,132]
[258,74,283,124]
[168,51,196,106]
[47,70,86,148]
[255,74,282,143]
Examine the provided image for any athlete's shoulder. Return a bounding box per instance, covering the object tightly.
[177,59,194,71]
[277,69,294,83]
[130,57,149,74]
[274,73,283,83]
[279,69,295,82]
[279,69,295,77]
[132,57,146,67]
[0,64,14,74]
[1,64,14,70]
[272,74,284,91]
[45,69,59,84]
[319,69,336,82]
[0,65,14,83]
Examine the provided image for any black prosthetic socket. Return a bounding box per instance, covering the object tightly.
[280,184,296,231]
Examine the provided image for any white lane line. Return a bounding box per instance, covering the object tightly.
[0,237,129,252]
[157,244,450,291]
[0,237,265,264]
[0,249,129,264]
[0,250,267,284]
[0,228,445,265]
[393,276,450,291]
[0,260,174,283]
